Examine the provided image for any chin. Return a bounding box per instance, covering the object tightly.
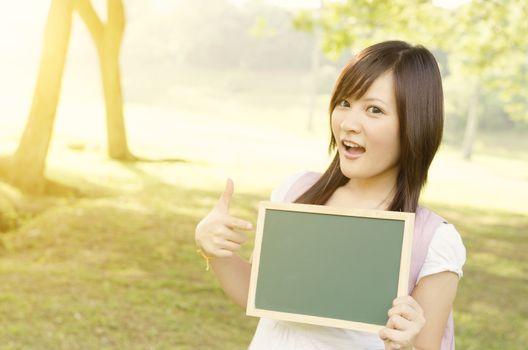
[338,161,375,180]
[338,164,359,179]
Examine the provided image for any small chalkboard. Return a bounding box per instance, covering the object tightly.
[246,201,415,333]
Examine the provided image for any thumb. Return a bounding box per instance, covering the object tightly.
[216,178,234,213]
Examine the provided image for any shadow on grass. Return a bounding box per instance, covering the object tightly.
[0,160,263,349]
[423,200,528,349]
[0,165,526,349]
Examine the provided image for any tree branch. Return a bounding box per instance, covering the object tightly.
[73,0,104,49]
[108,0,125,43]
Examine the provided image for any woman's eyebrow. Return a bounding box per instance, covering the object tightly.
[362,97,388,106]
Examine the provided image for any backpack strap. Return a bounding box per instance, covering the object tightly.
[409,206,454,350]
[408,205,449,293]
[283,171,322,203]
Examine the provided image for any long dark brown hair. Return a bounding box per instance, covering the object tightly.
[294,40,444,213]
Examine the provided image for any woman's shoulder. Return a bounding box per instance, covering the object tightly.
[431,222,466,258]
[270,170,321,202]
[416,205,449,225]
[417,222,467,282]
[415,206,465,244]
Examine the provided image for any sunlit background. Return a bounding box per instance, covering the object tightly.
[0,0,526,348]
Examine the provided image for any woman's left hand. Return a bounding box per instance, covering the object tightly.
[378,295,426,350]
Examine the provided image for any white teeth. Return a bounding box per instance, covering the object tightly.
[343,140,363,148]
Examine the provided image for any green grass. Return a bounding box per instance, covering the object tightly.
[1,150,527,349]
[423,202,528,349]
[0,71,527,348]
[0,165,262,349]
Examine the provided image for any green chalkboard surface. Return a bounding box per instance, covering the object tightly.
[246,201,415,333]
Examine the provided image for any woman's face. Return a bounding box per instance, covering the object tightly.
[331,70,400,183]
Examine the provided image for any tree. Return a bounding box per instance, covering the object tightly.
[74,0,134,160]
[292,0,528,160]
[0,0,134,194]
[442,0,528,159]
[293,0,446,59]
[0,0,74,193]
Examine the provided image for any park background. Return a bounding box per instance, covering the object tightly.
[0,0,526,348]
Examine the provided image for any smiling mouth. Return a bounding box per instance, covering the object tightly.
[342,141,366,154]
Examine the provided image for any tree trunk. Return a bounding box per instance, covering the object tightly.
[99,48,131,160]
[99,0,132,160]
[462,79,480,161]
[306,0,323,132]
[6,0,73,193]
[75,0,133,160]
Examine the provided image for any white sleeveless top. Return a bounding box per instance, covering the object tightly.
[248,171,466,350]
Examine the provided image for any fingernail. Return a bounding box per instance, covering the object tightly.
[247,223,253,229]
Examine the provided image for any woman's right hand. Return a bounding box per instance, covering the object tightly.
[195,178,253,258]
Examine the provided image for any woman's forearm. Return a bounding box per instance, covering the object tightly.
[210,253,252,309]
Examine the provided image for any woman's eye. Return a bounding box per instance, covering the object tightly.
[339,100,350,108]
[367,105,383,114]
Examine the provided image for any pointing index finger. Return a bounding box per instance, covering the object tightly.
[216,178,234,213]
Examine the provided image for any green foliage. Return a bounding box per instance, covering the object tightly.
[448,0,528,122]
[249,16,277,39]
[292,0,528,124]
[292,9,316,32]
[292,0,445,57]
[443,65,515,132]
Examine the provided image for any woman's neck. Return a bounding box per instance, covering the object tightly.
[340,167,398,210]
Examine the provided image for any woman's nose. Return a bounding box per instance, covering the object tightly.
[340,111,362,134]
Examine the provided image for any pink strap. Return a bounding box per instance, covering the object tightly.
[283,171,321,203]
[408,206,448,293]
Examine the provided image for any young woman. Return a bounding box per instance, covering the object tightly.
[195,40,466,350]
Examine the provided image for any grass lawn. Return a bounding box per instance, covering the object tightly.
[0,90,527,349]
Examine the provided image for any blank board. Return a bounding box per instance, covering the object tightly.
[246,201,415,333]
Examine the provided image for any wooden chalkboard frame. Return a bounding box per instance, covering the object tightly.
[246,201,415,333]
